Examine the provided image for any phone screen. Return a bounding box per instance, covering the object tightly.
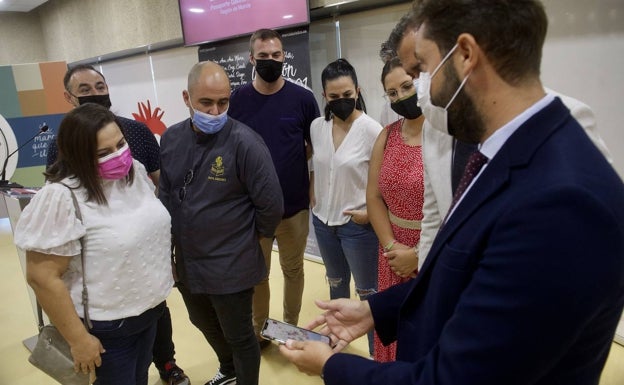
[260,318,331,345]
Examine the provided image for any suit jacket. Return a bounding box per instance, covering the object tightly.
[418,91,613,266]
[323,98,624,385]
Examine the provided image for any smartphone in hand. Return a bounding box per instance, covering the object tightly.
[260,318,331,345]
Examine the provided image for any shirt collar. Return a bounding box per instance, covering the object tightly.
[479,93,555,159]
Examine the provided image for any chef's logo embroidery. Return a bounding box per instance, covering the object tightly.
[208,156,226,181]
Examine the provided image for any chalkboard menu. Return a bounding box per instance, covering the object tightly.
[198,27,312,91]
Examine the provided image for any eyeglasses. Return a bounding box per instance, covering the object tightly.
[178,169,194,201]
[385,81,415,101]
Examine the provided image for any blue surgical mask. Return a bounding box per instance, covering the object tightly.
[190,101,228,135]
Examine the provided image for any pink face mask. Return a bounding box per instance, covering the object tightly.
[98,144,132,180]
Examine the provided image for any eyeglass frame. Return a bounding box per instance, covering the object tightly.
[178,169,194,201]
[384,80,416,102]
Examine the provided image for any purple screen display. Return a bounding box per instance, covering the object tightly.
[179,0,310,46]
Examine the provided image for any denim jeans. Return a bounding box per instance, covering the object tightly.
[178,284,259,385]
[312,215,378,354]
[90,301,165,385]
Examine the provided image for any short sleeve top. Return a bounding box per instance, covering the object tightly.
[14,161,173,320]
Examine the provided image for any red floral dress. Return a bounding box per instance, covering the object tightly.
[373,119,424,362]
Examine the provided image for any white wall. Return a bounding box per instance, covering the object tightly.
[540,0,624,176]
[0,13,47,65]
[38,0,182,63]
[98,46,199,128]
[542,34,624,177]
[543,33,624,175]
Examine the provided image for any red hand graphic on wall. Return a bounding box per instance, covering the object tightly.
[132,100,166,136]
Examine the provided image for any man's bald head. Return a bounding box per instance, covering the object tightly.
[183,61,231,118]
[187,61,231,95]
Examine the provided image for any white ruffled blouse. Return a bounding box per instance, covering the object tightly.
[14,160,173,321]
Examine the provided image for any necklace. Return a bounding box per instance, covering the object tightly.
[400,118,424,145]
[400,119,410,142]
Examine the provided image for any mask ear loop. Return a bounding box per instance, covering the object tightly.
[431,44,459,79]
[444,71,471,110]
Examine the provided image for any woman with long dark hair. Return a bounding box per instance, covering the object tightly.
[309,58,383,356]
[14,103,173,385]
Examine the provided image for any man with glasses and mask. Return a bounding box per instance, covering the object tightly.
[229,28,320,351]
[159,61,283,385]
[47,64,190,385]
[278,1,624,384]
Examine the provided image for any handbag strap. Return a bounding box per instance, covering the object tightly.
[35,183,92,331]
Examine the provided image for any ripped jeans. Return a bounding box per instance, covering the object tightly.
[312,215,378,355]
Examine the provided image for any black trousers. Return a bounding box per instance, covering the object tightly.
[152,302,176,370]
[177,283,260,385]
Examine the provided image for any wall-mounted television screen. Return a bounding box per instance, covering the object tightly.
[179,0,310,46]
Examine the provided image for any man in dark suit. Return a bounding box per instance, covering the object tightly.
[279,1,624,384]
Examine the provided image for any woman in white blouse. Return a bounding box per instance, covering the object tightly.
[309,58,383,356]
[14,103,173,385]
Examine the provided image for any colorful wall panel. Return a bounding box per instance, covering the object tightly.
[0,61,71,187]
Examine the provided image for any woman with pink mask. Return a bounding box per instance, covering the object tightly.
[14,103,173,385]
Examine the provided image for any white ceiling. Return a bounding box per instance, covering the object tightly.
[0,0,49,12]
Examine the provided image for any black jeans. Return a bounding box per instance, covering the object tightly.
[152,302,176,370]
[177,283,259,385]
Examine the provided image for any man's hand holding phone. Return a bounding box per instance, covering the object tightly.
[306,298,373,352]
[262,318,334,376]
[278,298,374,377]
[260,318,331,345]
[278,338,334,377]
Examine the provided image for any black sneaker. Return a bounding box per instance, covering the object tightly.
[159,361,191,385]
[204,369,236,385]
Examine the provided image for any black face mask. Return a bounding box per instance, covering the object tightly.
[77,94,112,109]
[390,92,422,120]
[328,98,356,121]
[255,59,284,83]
